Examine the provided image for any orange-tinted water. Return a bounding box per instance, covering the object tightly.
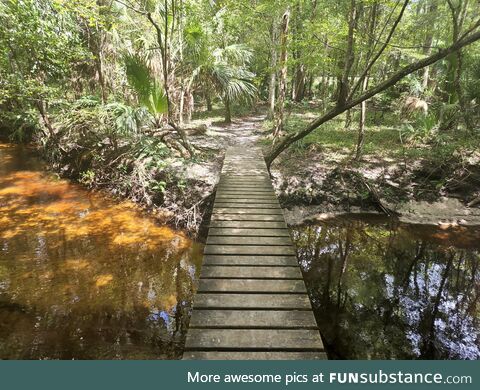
[0,143,203,359]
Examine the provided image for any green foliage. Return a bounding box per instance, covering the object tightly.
[124,55,168,119]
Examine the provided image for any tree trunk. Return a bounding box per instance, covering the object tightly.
[186,91,194,123]
[267,19,278,120]
[293,64,306,102]
[273,8,290,140]
[421,4,437,90]
[205,92,212,111]
[95,50,107,103]
[224,97,232,124]
[355,76,369,160]
[344,109,352,129]
[179,87,185,125]
[336,0,358,108]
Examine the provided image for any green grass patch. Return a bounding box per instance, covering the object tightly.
[265,105,480,164]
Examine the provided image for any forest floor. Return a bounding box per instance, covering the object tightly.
[257,102,480,227]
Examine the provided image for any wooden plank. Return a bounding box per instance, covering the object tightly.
[208,228,290,237]
[194,293,312,309]
[197,279,307,293]
[211,214,285,222]
[218,185,272,189]
[201,266,302,279]
[183,351,327,360]
[204,245,296,255]
[209,221,287,229]
[214,203,280,209]
[184,329,323,351]
[217,188,273,193]
[203,255,298,266]
[220,178,271,183]
[207,236,292,246]
[189,310,317,328]
[214,198,279,204]
[213,208,283,215]
[215,194,278,200]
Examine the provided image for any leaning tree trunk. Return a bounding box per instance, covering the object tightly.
[264,29,480,169]
[273,9,290,141]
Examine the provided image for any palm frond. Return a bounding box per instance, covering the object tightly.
[124,55,168,117]
[124,54,153,101]
[145,81,168,116]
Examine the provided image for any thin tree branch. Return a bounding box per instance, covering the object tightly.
[348,0,409,100]
[114,0,146,15]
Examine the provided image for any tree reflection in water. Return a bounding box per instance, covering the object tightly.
[0,144,203,359]
[291,215,480,360]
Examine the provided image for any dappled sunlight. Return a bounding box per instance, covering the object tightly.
[95,274,114,287]
[0,143,203,359]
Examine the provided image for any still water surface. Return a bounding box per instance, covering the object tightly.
[0,143,203,359]
[292,215,480,360]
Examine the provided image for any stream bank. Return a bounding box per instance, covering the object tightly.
[269,145,480,228]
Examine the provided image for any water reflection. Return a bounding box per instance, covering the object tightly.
[0,143,203,359]
[291,215,480,360]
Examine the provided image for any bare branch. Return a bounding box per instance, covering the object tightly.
[348,0,409,100]
[114,0,147,15]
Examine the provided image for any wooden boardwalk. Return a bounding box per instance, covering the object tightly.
[182,147,326,360]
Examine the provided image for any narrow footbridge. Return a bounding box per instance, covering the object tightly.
[182,146,326,360]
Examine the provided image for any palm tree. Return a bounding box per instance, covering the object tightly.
[183,25,257,123]
[208,45,257,123]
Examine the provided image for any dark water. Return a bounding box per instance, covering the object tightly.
[291,215,480,360]
[0,143,203,359]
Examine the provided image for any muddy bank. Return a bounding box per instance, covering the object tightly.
[24,111,267,235]
[271,148,480,227]
[284,199,480,228]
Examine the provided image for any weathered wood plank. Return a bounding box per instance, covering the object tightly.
[183,351,328,360]
[197,279,307,293]
[209,220,287,228]
[217,187,274,192]
[207,236,292,246]
[220,178,271,183]
[211,214,285,222]
[214,203,280,209]
[203,255,298,266]
[194,293,312,309]
[215,194,278,200]
[210,221,287,228]
[189,310,317,328]
[208,228,290,237]
[218,185,272,190]
[214,198,279,204]
[204,245,296,255]
[213,208,283,215]
[200,266,302,279]
[184,329,323,351]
